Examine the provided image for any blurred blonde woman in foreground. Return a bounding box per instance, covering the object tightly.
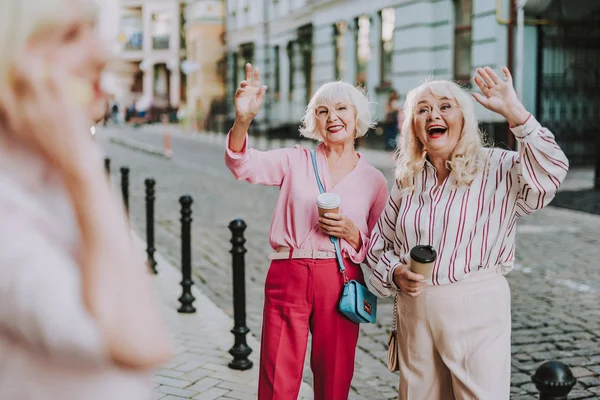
[0,0,172,399]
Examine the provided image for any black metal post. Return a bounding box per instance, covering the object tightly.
[532,361,576,400]
[104,157,110,176]
[120,167,129,214]
[228,218,252,370]
[145,178,158,274]
[178,195,196,313]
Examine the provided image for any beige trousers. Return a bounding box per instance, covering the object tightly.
[396,268,511,400]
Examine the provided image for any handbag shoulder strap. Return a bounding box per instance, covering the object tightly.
[310,149,325,194]
[310,149,349,282]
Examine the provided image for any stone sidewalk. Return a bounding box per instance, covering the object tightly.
[138,235,314,400]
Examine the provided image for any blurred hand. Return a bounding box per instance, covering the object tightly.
[234,63,267,123]
[318,213,362,250]
[393,265,427,297]
[0,51,95,178]
[472,66,530,127]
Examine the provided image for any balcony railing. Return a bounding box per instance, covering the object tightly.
[152,35,170,50]
[122,31,143,51]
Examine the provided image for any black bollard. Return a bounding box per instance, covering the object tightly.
[120,167,129,214]
[104,157,111,176]
[144,178,158,274]
[228,218,252,370]
[532,361,576,400]
[177,195,196,313]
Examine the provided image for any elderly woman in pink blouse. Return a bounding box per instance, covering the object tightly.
[367,66,569,399]
[0,0,172,399]
[225,63,388,400]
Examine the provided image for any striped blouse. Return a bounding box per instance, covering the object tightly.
[366,115,569,296]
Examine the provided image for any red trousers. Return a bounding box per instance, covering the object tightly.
[258,258,364,400]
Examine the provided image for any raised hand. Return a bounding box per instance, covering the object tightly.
[472,66,530,127]
[234,63,267,123]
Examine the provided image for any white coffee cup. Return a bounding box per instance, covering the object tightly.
[316,193,341,217]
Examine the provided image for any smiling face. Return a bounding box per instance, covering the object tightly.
[315,102,357,145]
[28,0,109,122]
[413,90,463,160]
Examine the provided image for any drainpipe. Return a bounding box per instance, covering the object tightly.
[516,0,525,100]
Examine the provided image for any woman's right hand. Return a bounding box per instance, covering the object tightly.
[393,265,427,297]
[234,63,267,123]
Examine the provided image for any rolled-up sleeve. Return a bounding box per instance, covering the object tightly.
[225,131,297,186]
[366,181,405,297]
[0,193,108,367]
[343,174,389,264]
[510,115,569,217]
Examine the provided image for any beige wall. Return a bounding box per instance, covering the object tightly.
[185,23,226,131]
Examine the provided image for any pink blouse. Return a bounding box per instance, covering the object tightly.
[225,133,389,263]
[0,133,153,399]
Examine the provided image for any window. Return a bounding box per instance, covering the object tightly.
[356,15,371,86]
[453,0,472,85]
[151,12,171,50]
[287,41,295,100]
[274,45,281,98]
[119,8,143,51]
[334,21,347,80]
[298,24,313,104]
[231,52,238,94]
[380,8,395,87]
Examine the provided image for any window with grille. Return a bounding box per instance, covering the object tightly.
[453,0,472,86]
[380,8,395,87]
[356,15,371,86]
[334,21,347,80]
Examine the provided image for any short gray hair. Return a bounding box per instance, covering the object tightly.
[299,81,376,141]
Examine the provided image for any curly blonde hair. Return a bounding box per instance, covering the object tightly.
[299,81,376,141]
[395,80,488,191]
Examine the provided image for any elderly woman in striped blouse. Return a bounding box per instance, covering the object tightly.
[367,66,568,400]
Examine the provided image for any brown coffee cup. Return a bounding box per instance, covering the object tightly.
[410,245,437,281]
[316,193,341,218]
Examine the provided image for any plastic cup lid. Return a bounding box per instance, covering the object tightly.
[316,193,341,209]
[410,245,437,263]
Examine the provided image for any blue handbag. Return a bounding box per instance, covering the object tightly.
[310,149,377,324]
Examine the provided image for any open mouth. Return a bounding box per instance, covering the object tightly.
[427,125,447,139]
[327,125,344,133]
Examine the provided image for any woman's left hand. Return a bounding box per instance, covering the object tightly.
[472,66,530,127]
[318,213,362,250]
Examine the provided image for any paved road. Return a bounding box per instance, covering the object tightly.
[99,125,600,400]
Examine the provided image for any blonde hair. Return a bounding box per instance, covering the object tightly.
[0,0,98,82]
[299,81,376,141]
[395,80,488,191]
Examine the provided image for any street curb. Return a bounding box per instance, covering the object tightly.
[109,136,171,159]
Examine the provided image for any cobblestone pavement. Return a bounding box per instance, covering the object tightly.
[131,234,313,400]
[99,125,600,399]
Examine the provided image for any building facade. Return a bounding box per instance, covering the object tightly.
[114,0,184,118]
[184,0,227,132]
[225,0,600,165]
